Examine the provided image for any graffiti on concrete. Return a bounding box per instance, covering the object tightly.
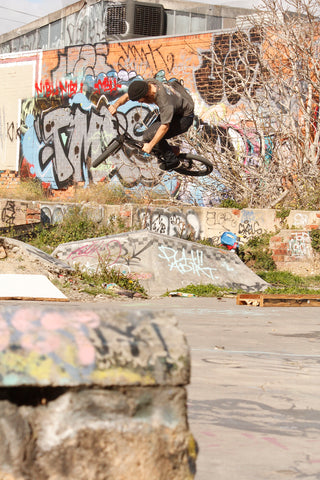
[1,200,16,226]
[64,235,154,279]
[137,208,201,239]
[288,232,313,258]
[238,220,263,239]
[0,307,184,385]
[20,93,161,189]
[291,212,309,229]
[89,317,175,371]
[41,205,69,225]
[158,245,234,279]
[0,117,21,146]
[206,210,238,231]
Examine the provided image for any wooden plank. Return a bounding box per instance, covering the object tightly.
[0,296,69,302]
[236,294,262,306]
[237,294,320,307]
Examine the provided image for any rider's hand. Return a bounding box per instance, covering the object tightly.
[142,143,153,154]
[108,104,117,116]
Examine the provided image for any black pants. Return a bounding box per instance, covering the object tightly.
[142,114,194,160]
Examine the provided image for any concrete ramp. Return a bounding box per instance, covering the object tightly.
[52,230,268,295]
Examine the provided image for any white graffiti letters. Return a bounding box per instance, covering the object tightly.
[158,245,220,280]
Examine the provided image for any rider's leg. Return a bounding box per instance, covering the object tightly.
[143,115,194,171]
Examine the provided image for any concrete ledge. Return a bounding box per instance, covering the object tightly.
[0,306,190,387]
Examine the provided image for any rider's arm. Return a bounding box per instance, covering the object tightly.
[108,93,129,115]
[143,123,169,154]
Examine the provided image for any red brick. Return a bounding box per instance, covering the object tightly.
[272,248,287,255]
[270,236,283,242]
[272,255,284,262]
[26,208,40,215]
[120,210,131,217]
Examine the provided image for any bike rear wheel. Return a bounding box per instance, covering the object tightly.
[174,153,213,176]
[91,139,121,168]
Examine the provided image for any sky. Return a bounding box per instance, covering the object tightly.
[0,0,262,36]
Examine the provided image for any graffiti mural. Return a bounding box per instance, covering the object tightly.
[20,90,162,189]
[0,27,279,205]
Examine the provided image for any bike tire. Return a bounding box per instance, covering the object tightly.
[91,139,121,168]
[174,153,213,176]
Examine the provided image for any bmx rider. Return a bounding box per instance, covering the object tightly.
[108,78,194,171]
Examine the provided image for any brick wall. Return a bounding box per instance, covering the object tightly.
[0,170,20,189]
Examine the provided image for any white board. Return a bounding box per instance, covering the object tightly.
[0,275,68,301]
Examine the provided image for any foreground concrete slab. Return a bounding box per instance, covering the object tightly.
[0,305,195,480]
[52,230,268,294]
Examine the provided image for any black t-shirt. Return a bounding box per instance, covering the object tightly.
[147,79,194,125]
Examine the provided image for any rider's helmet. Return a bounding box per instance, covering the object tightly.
[128,80,148,101]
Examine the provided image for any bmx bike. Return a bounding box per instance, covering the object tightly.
[91,111,213,177]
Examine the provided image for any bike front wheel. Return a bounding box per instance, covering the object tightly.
[91,139,121,168]
[174,153,213,176]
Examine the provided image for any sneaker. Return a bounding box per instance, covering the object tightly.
[159,157,180,171]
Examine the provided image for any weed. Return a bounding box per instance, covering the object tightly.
[275,207,291,220]
[275,207,290,228]
[310,229,320,253]
[74,183,128,204]
[13,207,132,253]
[238,233,276,271]
[165,283,246,297]
[219,199,247,209]
[257,270,320,293]
[72,263,147,296]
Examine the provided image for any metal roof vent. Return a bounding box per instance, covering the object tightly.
[106,4,127,36]
[105,2,165,39]
[134,3,165,36]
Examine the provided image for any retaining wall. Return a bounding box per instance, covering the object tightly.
[36,202,320,241]
[2,198,320,243]
[2,198,320,275]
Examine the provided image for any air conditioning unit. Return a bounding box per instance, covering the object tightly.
[105,1,165,39]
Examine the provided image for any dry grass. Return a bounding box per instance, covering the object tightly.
[0,179,47,201]
[1,179,172,206]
